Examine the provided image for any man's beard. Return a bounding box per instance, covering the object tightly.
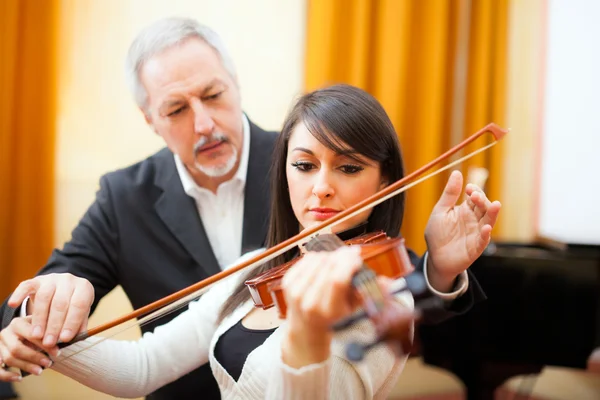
[193,132,238,178]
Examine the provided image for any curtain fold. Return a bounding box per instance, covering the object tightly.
[305,0,508,253]
[0,0,58,298]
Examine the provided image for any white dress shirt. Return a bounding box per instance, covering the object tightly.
[173,115,251,269]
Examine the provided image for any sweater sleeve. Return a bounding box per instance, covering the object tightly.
[264,283,413,400]
[49,278,232,398]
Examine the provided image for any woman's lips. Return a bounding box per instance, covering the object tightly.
[309,208,340,220]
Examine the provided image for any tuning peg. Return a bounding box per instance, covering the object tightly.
[346,340,376,361]
[404,271,427,297]
[345,335,411,362]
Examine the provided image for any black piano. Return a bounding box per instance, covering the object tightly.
[418,241,600,400]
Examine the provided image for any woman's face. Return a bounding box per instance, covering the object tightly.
[286,122,387,233]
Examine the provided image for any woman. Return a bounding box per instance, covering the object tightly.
[0,84,500,399]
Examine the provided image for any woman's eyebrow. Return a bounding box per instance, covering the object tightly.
[291,147,314,155]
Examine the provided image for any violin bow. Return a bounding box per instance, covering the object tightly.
[59,122,509,351]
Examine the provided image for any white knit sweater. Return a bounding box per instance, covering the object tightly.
[50,258,415,400]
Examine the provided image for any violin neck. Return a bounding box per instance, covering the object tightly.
[303,233,346,252]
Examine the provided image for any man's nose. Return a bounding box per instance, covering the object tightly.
[191,99,215,135]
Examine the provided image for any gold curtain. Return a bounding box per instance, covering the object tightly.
[305,0,508,253]
[0,0,58,299]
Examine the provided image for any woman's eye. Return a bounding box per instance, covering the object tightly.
[290,161,315,172]
[340,164,364,174]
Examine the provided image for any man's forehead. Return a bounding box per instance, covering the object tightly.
[159,78,226,105]
[140,40,228,97]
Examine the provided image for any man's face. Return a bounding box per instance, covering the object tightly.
[141,38,243,184]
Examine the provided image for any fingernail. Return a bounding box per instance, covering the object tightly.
[40,358,52,368]
[60,329,72,341]
[48,347,60,357]
[34,366,43,376]
[32,326,43,338]
[43,334,55,347]
[11,375,22,382]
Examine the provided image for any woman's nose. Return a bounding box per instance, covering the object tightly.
[312,173,335,199]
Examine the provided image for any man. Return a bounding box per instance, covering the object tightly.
[1,17,278,399]
[0,17,488,400]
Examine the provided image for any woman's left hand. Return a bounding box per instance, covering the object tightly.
[280,246,363,368]
[424,170,501,291]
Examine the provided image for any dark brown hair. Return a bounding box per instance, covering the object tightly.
[218,83,405,321]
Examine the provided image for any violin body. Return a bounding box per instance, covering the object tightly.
[245,231,415,318]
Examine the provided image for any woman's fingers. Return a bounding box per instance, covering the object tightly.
[0,318,53,377]
[283,246,363,328]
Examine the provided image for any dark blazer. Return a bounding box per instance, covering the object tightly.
[2,121,277,399]
[1,120,485,399]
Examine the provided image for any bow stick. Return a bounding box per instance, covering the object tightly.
[60,122,508,349]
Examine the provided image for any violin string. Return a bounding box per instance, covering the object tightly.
[355,270,384,313]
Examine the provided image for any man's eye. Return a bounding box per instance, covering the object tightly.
[204,92,222,101]
[340,165,364,174]
[168,107,185,117]
[290,161,315,172]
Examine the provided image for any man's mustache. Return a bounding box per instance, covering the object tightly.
[193,132,229,154]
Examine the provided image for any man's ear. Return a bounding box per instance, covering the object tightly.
[142,110,159,135]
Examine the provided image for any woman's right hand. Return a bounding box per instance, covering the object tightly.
[0,316,59,381]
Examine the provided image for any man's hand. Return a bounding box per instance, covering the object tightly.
[7,273,94,347]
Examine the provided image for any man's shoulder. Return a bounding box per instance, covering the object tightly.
[247,120,279,168]
[100,147,174,192]
[248,120,278,144]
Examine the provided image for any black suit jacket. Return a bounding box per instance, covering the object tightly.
[1,120,485,399]
[2,121,277,399]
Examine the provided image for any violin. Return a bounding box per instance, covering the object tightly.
[245,231,414,318]
[58,123,508,362]
[279,232,426,361]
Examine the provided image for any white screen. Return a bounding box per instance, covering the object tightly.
[538,0,600,245]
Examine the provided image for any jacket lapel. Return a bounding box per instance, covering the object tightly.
[153,149,221,277]
[241,122,277,254]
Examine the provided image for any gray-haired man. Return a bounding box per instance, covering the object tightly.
[0,17,278,399]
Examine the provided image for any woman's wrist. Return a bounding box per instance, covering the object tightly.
[281,322,332,369]
[426,256,458,293]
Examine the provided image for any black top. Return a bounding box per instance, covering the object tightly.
[214,319,277,381]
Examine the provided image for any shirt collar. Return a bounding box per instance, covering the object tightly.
[174,114,251,196]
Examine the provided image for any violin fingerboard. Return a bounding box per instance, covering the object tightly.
[304,233,346,252]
